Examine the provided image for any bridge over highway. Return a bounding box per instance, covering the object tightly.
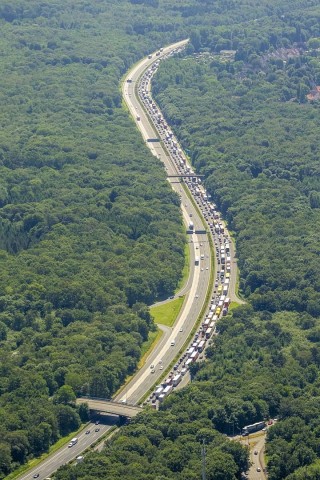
[76,398,143,418]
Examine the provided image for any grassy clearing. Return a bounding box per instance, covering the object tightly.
[138,328,163,368]
[229,301,241,312]
[150,296,185,327]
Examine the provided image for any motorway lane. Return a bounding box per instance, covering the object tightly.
[18,418,118,480]
[120,40,212,404]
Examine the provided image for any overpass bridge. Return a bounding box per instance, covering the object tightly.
[167,174,205,178]
[76,398,143,418]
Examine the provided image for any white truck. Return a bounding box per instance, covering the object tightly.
[68,437,78,448]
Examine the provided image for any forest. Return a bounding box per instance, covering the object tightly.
[1,0,320,479]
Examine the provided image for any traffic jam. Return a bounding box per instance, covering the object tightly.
[137,49,233,408]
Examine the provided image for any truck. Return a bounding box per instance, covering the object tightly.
[163,385,173,396]
[198,340,205,352]
[172,374,182,387]
[205,327,213,339]
[155,386,164,398]
[190,350,199,362]
[203,319,210,330]
[68,437,78,448]
[242,422,266,436]
[224,297,231,307]
[185,358,193,368]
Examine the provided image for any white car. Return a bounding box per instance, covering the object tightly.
[171,340,175,346]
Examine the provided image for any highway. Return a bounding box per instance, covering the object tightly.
[118,38,212,405]
[16,40,212,480]
[17,39,243,480]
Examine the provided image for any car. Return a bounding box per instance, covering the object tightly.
[85,430,90,435]
[159,365,163,370]
[33,475,40,479]
[189,213,192,217]
[151,369,155,374]
[206,267,209,270]
[201,268,204,271]
[95,420,99,425]
[169,295,174,299]
[159,359,162,364]
[179,327,183,332]
[257,467,261,472]
[171,340,175,346]
[195,294,199,298]
[150,364,154,369]
[95,428,100,432]
[254,450,258,455]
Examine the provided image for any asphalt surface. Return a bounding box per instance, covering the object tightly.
[240,431,267,480]
[17,38,244,480]
[119,39,214,405]
[18,417,117,480]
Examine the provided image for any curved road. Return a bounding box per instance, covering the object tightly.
[17,39,244,480]
[17,40,211,480]
[118,38,211,404]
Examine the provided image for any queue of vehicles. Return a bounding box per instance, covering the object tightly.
[138,46,236,409]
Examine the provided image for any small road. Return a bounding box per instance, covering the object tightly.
[239,432,267,480]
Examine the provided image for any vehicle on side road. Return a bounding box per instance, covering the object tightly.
[242,422,266,436]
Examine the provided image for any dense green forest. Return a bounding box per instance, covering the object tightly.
[1,0,320,478]
[0,0,191,475]
[150,4,320,479]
